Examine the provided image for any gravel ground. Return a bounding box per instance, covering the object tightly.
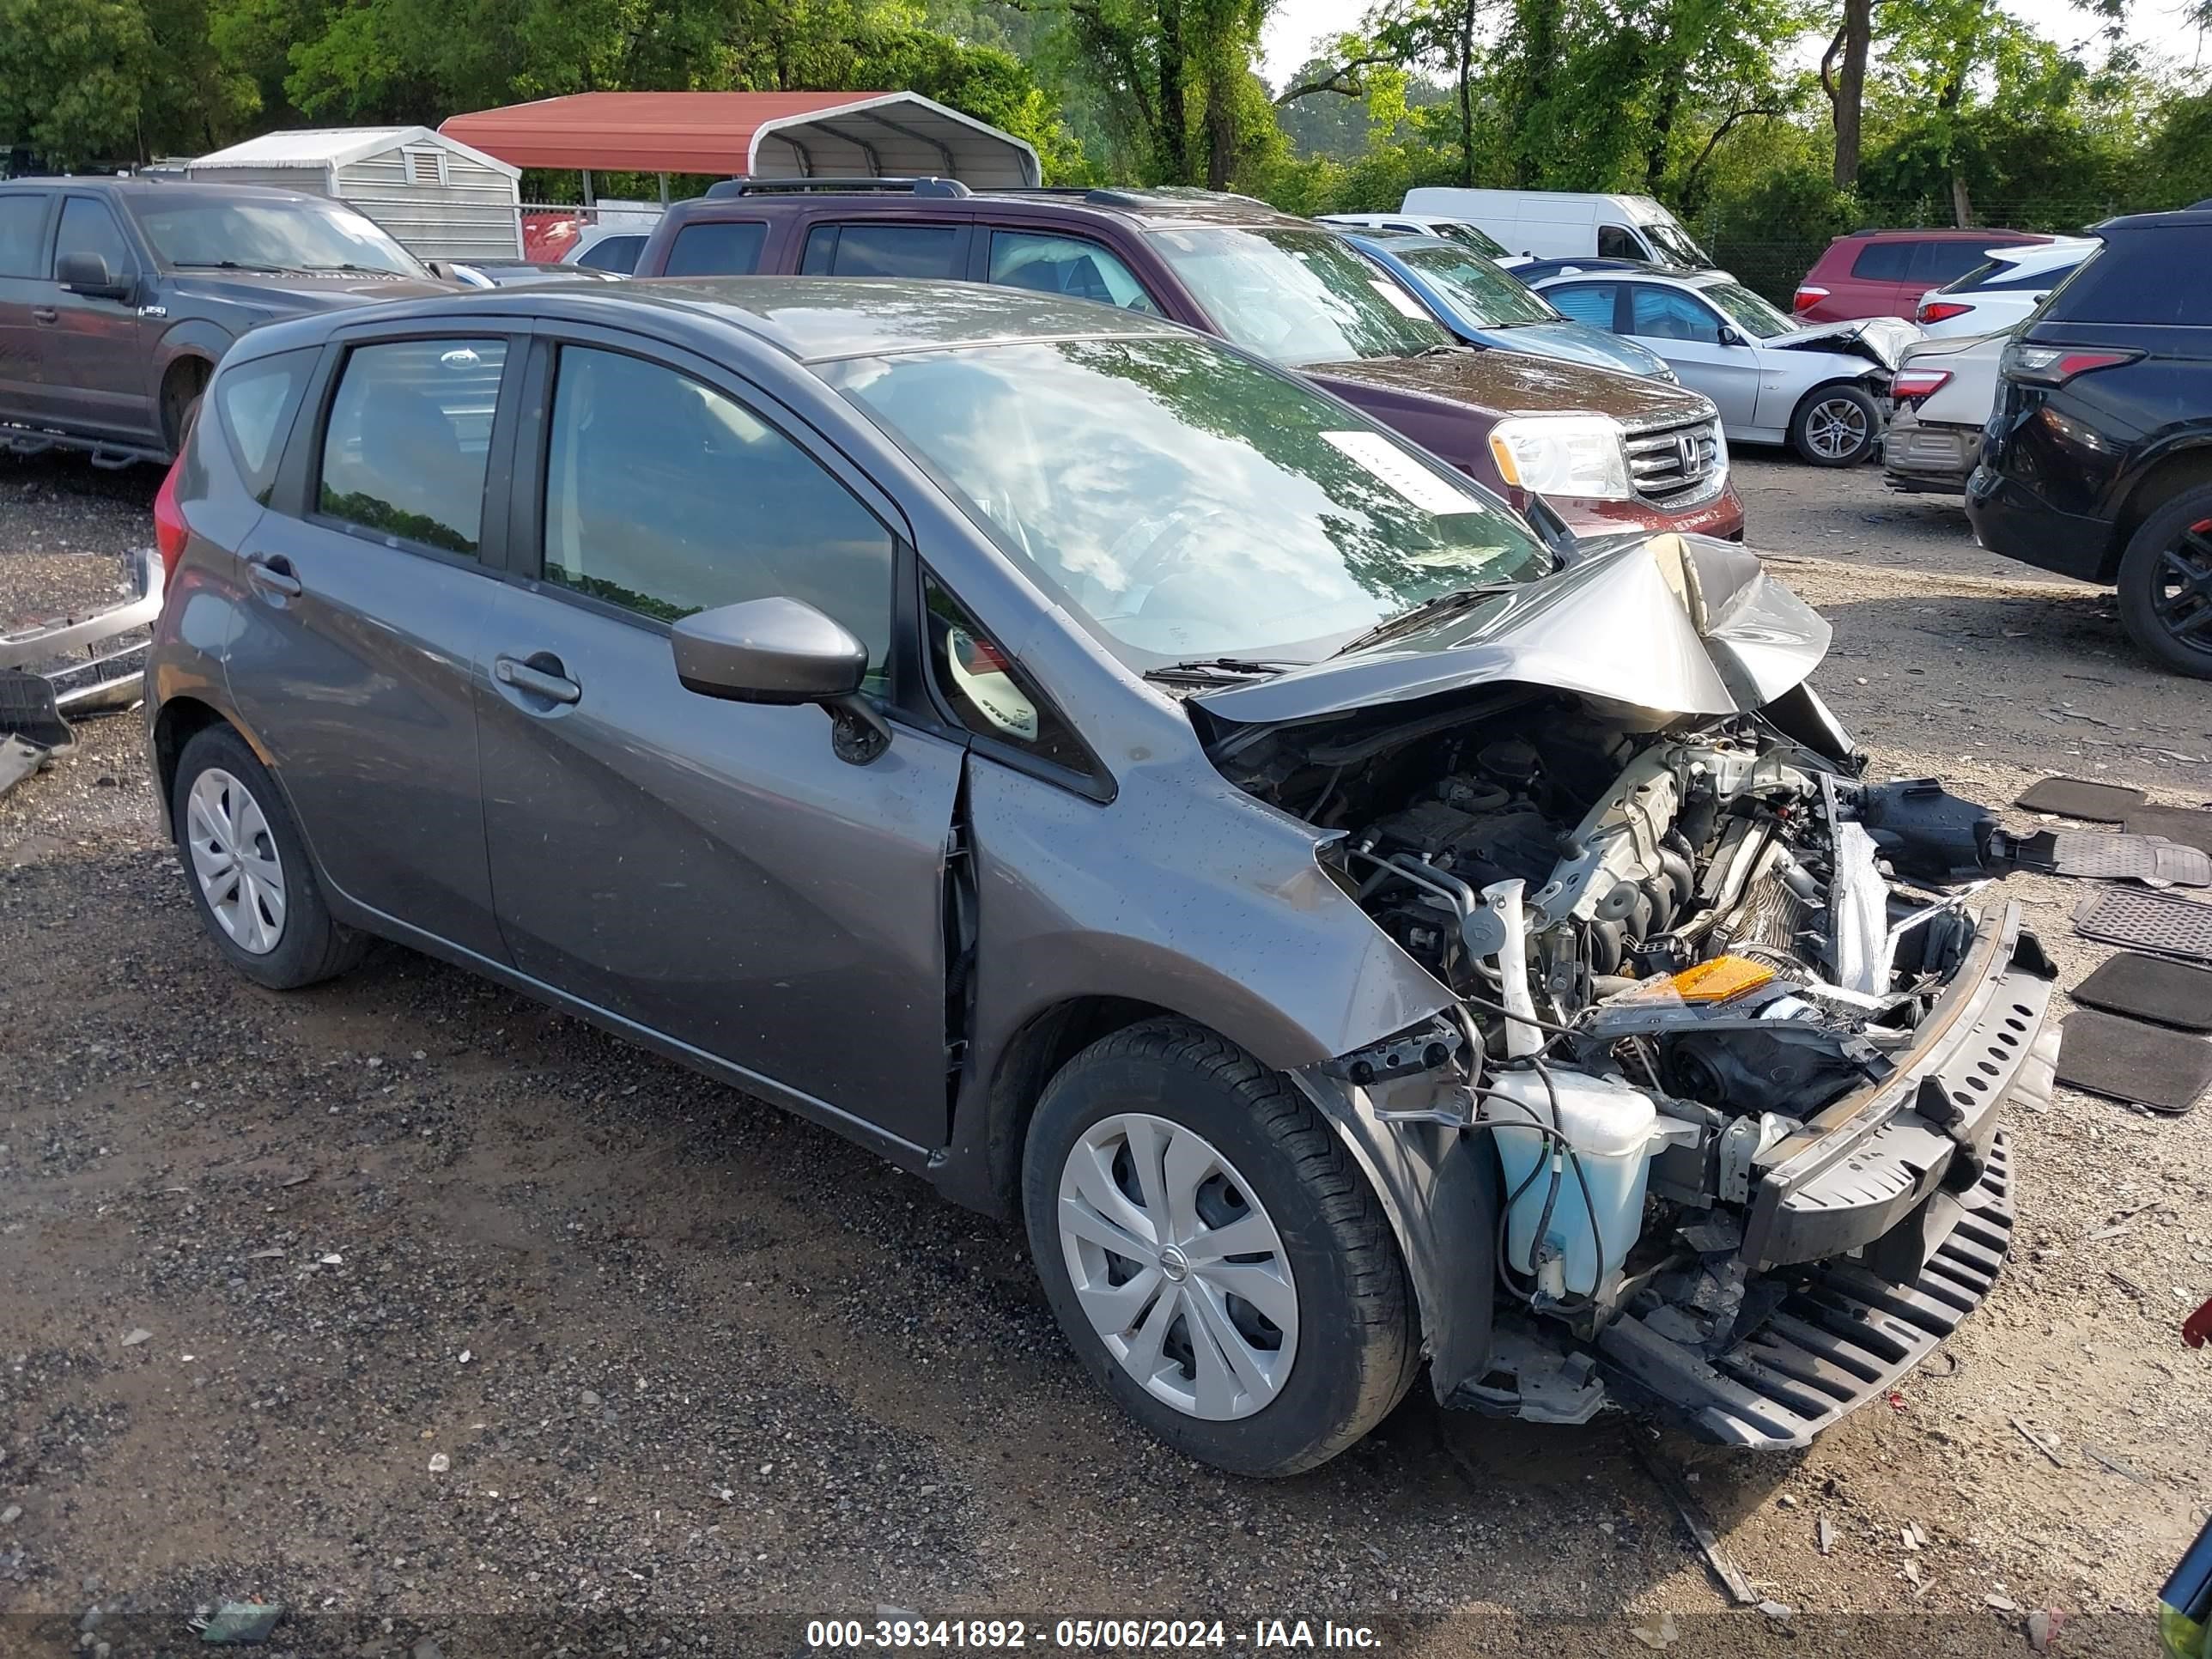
[1,449,2206,1658]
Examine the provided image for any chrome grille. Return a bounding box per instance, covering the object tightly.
[1625,416,1723,501]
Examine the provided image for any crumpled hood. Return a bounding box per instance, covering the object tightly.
[1192,534,1831,726]
[1309,345,1708,422]
[1767,315,1921,368]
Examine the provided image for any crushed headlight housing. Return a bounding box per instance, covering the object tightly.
[1486,414,1637,501]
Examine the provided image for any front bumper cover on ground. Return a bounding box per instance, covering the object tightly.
[0,544,163,716]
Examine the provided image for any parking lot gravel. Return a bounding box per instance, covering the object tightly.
[1,450,2205,1657]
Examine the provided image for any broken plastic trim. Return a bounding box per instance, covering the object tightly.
[0,545,164,714]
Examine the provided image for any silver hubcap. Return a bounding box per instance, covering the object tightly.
[185,768,287,955]
[1055,1113,1298,1421]
[1806,397,1870,460]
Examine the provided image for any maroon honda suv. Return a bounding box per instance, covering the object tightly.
[631,181,1747,541]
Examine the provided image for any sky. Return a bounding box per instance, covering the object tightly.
[1259,0,2206,86]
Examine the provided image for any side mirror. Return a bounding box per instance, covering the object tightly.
[1717,325,1744,348]
[57,251,131,301]
[671,596,890,764]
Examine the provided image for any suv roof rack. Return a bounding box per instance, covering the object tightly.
[705,176,972,200]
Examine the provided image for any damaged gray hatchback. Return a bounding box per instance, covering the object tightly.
[147,278,2058,1477]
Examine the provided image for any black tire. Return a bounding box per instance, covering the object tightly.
[2116,483,2212,678]
[1789,382,1881,467]
[171,724,366,989]
[161,362,208,458]
[1021,1018,1419,1477]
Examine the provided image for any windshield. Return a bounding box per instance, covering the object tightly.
[1642,219,1715,270]
[1434,222,1510,258]
[1703,281,1793,340]
[1394,243,1557,327]
[827,337,1548,666]
[137,199,425,276]
[1149,227,1451,366]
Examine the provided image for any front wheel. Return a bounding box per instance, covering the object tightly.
[1790,382,1881,466]
[1021,1018,1418,1477]
[2117,484,2212,678]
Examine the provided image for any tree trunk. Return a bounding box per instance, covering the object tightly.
[1158,0,1191,183]
[1516,0,1562,188]
[1457,0,1475,187]
[1644,76,1681,194]
[1827,0,1873,190]
[1205,76,1235,189]
[1950,175,1973,227]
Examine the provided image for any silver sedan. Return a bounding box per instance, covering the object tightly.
[1531,267,1920,465]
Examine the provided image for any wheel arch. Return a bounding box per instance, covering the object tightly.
[2110,446,2212,584]
[151,695,284,837]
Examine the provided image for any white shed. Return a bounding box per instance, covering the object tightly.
[186,126,523,261]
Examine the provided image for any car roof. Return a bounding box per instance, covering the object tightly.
[2090,207,2212,234]
[1341,230,1460,254]
[675,182,1314,234]
[270,276,1193,362]
[1843,227,2048,241]
[0,176,319,207]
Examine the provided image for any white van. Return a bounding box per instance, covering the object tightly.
[1401,189,1718,270]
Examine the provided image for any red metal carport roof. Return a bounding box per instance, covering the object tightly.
[438,91,1041,186]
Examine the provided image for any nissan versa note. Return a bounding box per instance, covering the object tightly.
[149,279,2057,1476]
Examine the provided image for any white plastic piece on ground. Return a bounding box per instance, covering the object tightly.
[1830,819,1895,995]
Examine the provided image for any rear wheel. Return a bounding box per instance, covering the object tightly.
[161,359,209,458]
[1790,382,1880,466]
[172,725,365,988]
[1021,1018,1418,1477]
[2117,484,2212,678]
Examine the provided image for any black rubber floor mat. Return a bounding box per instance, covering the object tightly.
[2125,803,2212,857]
[2055,1007,2212,1114]
[2073,887,2212,964]
[2016,776,2146,821]
[2009,830,2212,887]
[0,668,70,750]
[2073,953,2212,1032]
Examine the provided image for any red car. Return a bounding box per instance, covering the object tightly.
[1792,228,2051,323]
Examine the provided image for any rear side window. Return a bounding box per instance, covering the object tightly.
[55,198,133,278]
[318,338,507,556]
[1545,283,1618,330]
[1848,240,1916,282]
[2049,234,2212,325]
[988,231,1158,312]
[214,349,315,502]
[539,346,895,670]
[662,220,766,277]
[1921,242,1998,283]
[801,222,965,278]
[0,193,47,277]
[574,234,645,272]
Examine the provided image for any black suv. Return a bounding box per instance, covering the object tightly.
[1967,206,2212,678]
[0,177,450,465]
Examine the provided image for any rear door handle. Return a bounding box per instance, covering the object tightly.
[495,654,581,705]
[245,554,302,599]
[31,307,56,324]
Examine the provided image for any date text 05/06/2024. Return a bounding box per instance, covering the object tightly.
[804,1618,1385,1650]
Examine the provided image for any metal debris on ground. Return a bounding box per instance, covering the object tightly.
[192,1600,284,1644]
[2010,1416,2065,1467]
[1627,1610,1679,1650]
[1629,1437,1758,1606]
[1756,1600,1793,1624]
[0,547,163,714]
[2082,1443,2149,1484]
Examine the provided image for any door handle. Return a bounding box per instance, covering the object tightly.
[31,307,56,324]
[245,554,302,599]
[495,654,581,705]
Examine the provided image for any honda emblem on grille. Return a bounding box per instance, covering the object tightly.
[1676,433,1698,476]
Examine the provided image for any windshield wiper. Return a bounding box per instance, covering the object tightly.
[1331,583,1517,658]
[1142,657,1297,684]
[172,259,289,274]
[298,263,411,276]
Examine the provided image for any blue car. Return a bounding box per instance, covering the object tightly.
[1341,231,1679,383]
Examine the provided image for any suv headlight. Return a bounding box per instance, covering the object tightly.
[1486,414,1636,501]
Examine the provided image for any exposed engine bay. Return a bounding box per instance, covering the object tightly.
[1209,677,2041,1441]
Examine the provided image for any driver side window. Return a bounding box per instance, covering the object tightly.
[538,346,895,675]
[1627,286,1723,344]
[1596,224,1645,260]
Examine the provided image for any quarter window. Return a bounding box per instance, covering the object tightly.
[318,338,507,556]
[988,232,1158,312]
[539,347,895,671]
[663,221,767,276]
[924,574,1091,773]
[0,194,47,277]
[1627,286,1723,344]
[1848,241,1916,282]
[55,198,132,279]
[215,349,316,503]
[802,223,965,278]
